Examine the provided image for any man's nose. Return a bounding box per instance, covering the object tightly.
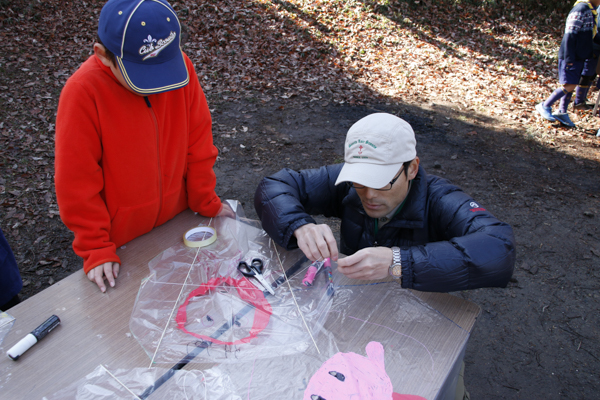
[364,188,378,199]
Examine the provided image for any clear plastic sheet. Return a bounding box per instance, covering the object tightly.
[215,279,470,400]
[0,312,15,347]
[130,201,334,364]
[41,365,240,400]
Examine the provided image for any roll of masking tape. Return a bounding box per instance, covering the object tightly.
[183,226,217,248]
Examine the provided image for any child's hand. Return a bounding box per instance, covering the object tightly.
[87,262,120,293]
[217,202,236,218]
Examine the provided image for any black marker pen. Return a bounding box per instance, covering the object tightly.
[7,315,60,360]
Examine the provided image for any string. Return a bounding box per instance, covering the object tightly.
[272,239,320,354]
[100,364,142,400]
[149,218,213,367]
[182,369,206,400]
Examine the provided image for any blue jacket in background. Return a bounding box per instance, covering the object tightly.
[558,1,599,62]
[254,164,516,293]
[0,228,22,306]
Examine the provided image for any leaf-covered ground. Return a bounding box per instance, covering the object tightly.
[1,0,599,399]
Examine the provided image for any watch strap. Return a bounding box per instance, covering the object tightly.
[389,246,402,278]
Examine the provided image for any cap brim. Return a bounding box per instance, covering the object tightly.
[335,162,403,189]
[118,50,189,95]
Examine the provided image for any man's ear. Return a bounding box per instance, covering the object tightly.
[408,157,420,180]
[93,43,114,68]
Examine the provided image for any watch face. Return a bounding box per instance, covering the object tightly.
[391,264,402,277]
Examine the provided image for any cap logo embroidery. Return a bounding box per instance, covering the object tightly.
[349,139,378,159]
[139,31,177,60]
[348,139,377,149]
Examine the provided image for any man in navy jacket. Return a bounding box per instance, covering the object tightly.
[254,113,515,293]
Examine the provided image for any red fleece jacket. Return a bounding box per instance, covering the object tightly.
[55,53,222,273]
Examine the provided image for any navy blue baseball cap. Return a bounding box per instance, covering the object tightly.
[98,0,189,94]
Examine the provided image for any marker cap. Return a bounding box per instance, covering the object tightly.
[7,333,37,360]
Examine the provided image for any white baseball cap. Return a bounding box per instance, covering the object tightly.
[335,113,417,188]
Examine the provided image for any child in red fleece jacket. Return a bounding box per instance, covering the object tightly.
[55,0,233,292]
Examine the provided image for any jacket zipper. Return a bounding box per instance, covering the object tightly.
[145,96,163,227]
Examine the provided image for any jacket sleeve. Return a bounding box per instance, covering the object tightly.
[254,165,346,249]
[184,54,222,217]
[402,178,516,292]
[55,75,121,274]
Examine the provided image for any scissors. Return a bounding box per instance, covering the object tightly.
[237,258,275,295]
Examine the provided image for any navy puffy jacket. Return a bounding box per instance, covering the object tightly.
[254,164,516,292]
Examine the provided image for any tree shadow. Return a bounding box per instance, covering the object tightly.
[180,0,597,162]
[357,0,563,65]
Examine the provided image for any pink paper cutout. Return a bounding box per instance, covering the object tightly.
[303,341,426,400]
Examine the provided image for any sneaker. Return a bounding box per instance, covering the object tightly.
[553,112,576,127]
[535,103,556,121]
[573,101,594,110]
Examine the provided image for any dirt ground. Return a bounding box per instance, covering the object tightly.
[1,1,600,399]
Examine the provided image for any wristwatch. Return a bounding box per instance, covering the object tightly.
[389,246,402,279]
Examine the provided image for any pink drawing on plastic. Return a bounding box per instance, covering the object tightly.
[303,341,426,400]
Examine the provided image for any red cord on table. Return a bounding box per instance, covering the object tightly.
[175,276,272,346]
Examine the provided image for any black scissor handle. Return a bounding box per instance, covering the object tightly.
[250,258,264,273]
[237,261,254,276]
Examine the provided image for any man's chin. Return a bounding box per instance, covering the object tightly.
[363,206,388,219]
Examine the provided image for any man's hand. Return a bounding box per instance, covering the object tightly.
[87,261,120,293]
[336,247,393,280]
[294,223,339,262]
[216,202,235,218]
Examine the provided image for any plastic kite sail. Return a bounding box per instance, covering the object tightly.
[129,202,334,365]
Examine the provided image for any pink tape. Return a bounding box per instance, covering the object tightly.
[303,266,318,286]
